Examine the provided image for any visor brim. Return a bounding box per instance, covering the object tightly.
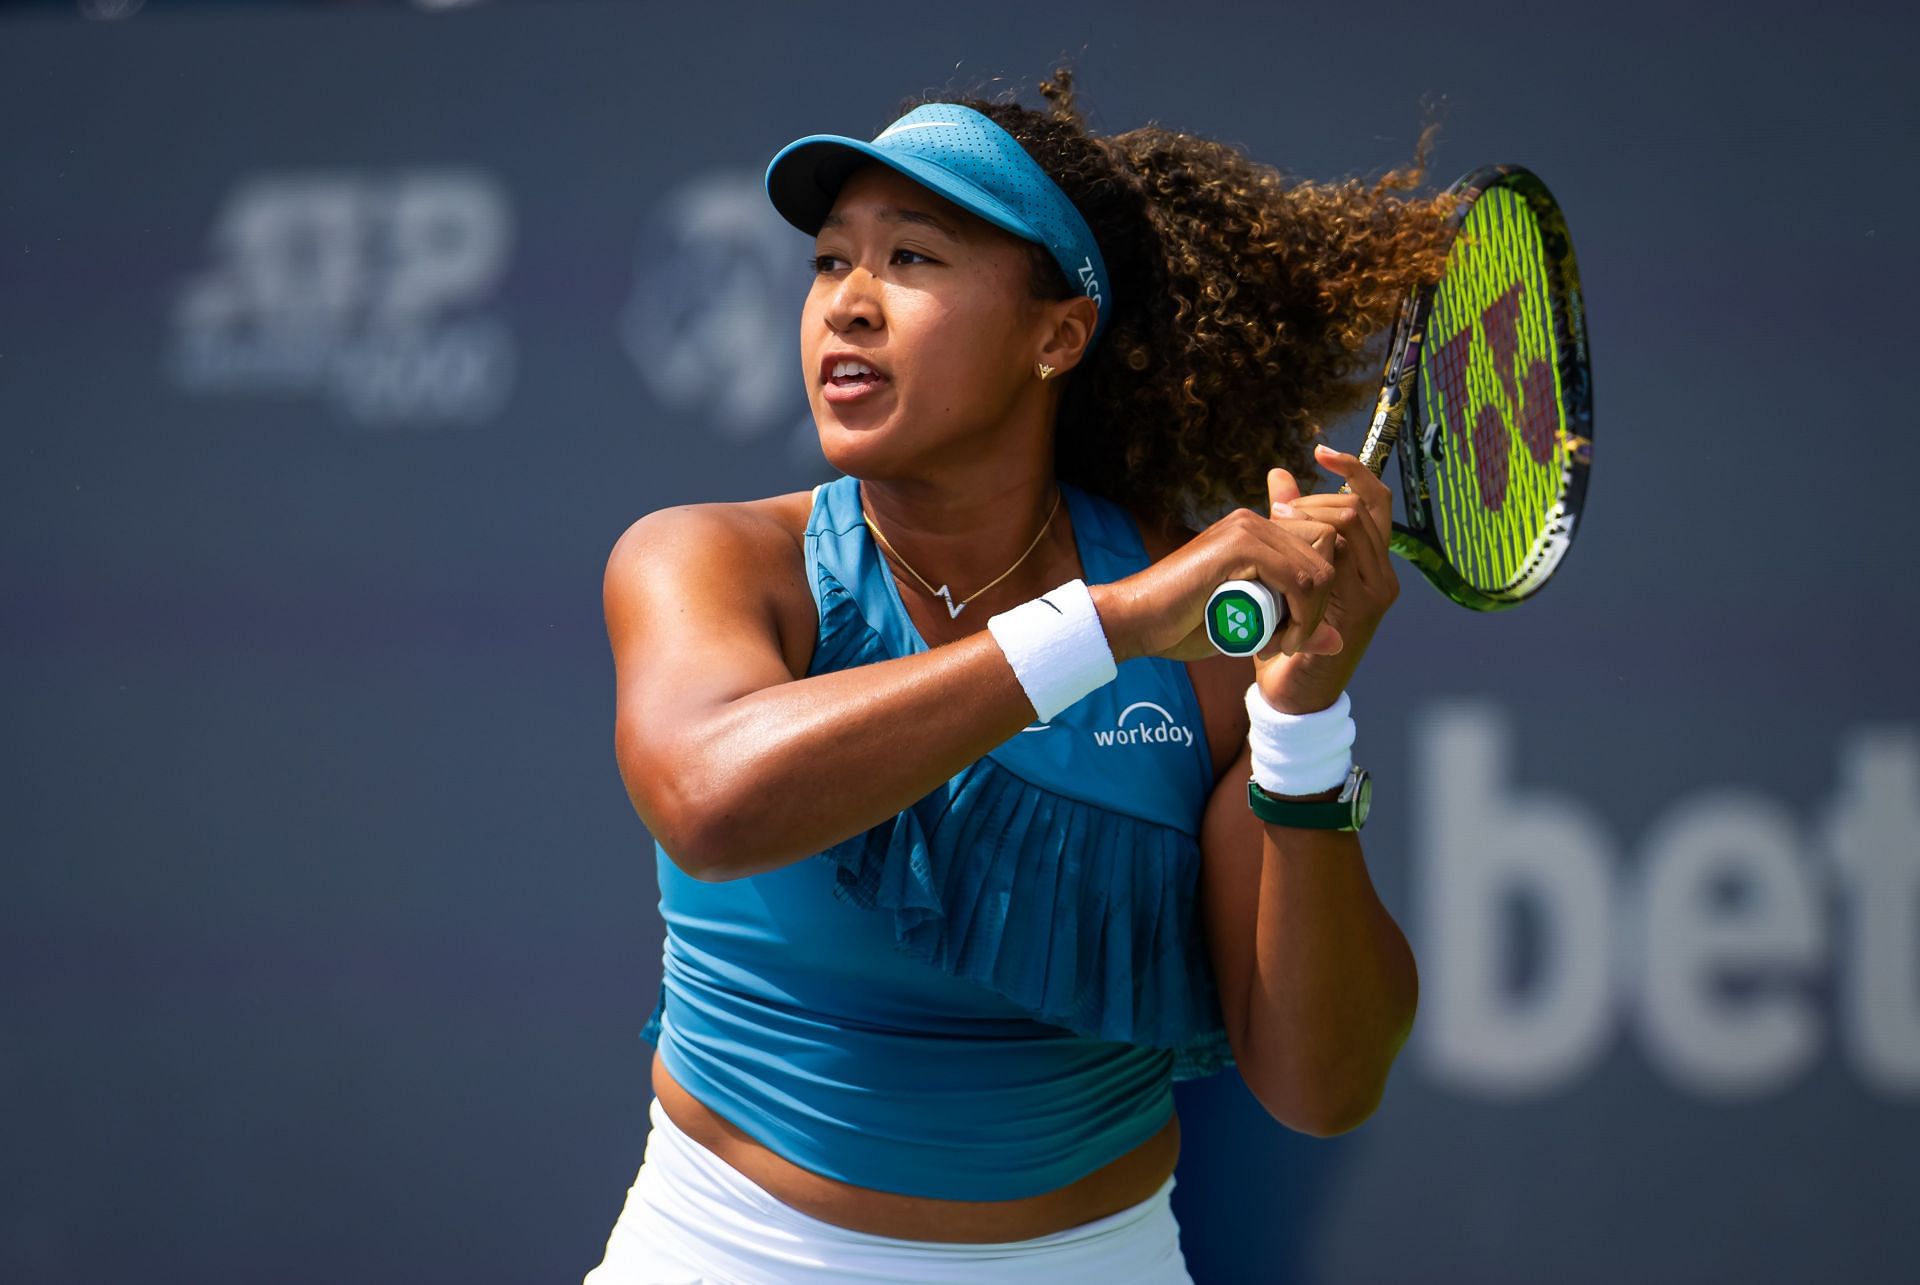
[765,135,1039,249]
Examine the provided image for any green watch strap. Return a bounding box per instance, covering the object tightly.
[1247,766,1369,831]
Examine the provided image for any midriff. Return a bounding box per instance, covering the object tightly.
[650,1047,1182,1244]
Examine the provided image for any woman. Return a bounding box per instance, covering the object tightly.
[588,69,1453,1284]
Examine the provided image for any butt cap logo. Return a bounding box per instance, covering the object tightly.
[1207,588,1264,650]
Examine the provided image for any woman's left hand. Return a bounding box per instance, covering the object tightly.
[1254,443,1399,714]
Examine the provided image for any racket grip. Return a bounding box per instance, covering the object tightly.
[1205,579,1286,657]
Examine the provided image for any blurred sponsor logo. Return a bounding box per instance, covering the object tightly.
[78,0,144,19]
[617,170,826,475]
[168,170,515,426]
[1416,703,1920,1101]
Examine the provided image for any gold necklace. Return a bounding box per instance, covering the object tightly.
[862,488,1062,619]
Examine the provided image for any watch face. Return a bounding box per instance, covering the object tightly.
[1352,772,1372,828]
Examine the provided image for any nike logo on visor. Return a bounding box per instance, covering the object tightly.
[874,121,963,141]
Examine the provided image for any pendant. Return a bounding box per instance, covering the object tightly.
[934,585,966,618]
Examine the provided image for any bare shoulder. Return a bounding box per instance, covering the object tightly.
[1131,506,1252,782]
[606,488,820,678]
[609,489,812,562]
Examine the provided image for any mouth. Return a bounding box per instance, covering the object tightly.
[820,352,892,406]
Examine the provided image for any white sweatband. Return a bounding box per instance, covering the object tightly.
[986,579,1119,722]
[1245,684,1355,795]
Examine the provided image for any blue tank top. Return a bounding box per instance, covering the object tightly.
[637,474,1237,1201]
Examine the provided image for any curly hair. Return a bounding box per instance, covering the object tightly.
[893,68,1459,533]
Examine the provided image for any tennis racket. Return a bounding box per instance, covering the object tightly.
[1205,163,1594,656]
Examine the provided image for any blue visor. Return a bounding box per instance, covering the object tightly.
[765,102,1111,351]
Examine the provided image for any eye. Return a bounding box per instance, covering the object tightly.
[806,247,933,276]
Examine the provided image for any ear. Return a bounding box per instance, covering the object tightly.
[1035,295,1099,376]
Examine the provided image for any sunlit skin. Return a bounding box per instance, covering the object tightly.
[802,162,1099,616]
[607,154,1416,1247]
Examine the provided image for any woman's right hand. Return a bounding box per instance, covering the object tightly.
[1091,476,1346,664]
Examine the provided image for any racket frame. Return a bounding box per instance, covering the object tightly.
[1351,164,1593,611]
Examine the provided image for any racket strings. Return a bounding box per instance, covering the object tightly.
[1419,185,1569,593]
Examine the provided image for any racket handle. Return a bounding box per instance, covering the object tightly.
[1205,579,1286,657]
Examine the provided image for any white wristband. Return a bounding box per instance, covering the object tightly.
[986,579,1119,722]
[1245,684,1354,795]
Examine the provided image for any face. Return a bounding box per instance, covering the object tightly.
[801,162,1069,479]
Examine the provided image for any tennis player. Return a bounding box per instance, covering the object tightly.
[587,70,1453,1284]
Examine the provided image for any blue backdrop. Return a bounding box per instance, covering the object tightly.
[3,1,1915,1281]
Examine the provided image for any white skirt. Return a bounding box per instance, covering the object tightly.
[582,1096,1197,1285]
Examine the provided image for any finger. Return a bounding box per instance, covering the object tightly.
[1324,455,1392,542]
[1289,494,1385,585]
[1267,513,1340,549]
[1256,618,1343,662]
[1244,514,1337,583]
[1286,494,1366,531]
[1289,492,1397,619]
[1314,443,1393,540]
[1316,442,1390,508]
[1271,477,1342,549]
[1267,512,1346,566]
[1290,495,1382,568]
[1207,507,1335,655]
[1315,441,1382,488]
[1237,519,1336,654]
[1267,466,1301,514]
[1300,619,1344,655]
[1337,492,1387,580]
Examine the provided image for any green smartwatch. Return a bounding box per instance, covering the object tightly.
[1247,764,1372,831]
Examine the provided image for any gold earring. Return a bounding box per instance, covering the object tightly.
[1036,363,1055,381]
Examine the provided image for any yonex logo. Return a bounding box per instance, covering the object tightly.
[1093,701,1196,749]
[1207,588,1265,652]
[1215,597,1255,644]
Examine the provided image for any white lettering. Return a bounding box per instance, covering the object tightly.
[168,170,515,427]
[1820,730,1920,1095]
[1093,703,1195,749]
[1092,724,1195,748]
[1413,701,1920,1103]
[1637,792,1823,1098]
[1076,256,1102,307]
[376,173,512,323]
[1416,704,1615,1096]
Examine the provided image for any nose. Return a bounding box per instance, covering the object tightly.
[825,263,883,331]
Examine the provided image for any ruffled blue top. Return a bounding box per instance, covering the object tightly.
[637,474,1236,1201]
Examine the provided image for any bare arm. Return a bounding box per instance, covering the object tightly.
[1196,445,1420,1135]
[606,500,1343,881]
[606,504,1034,879]
[1199,736,1419,1136]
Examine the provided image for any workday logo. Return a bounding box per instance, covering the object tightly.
[1093,701,1197,749]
